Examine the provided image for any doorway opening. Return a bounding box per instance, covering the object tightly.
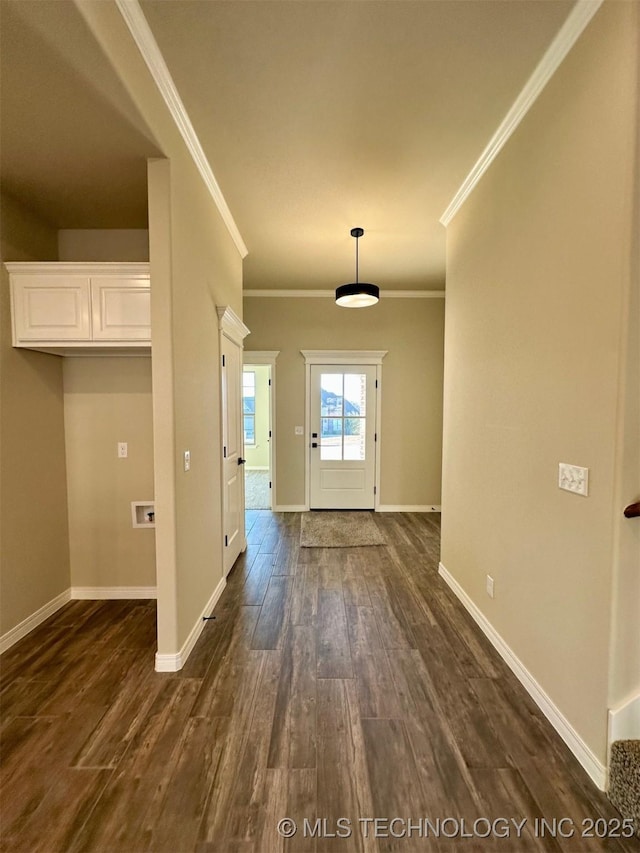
[243,352,279,510]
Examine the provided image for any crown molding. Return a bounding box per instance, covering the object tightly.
[5,262,149,276]
[115,0,248,258]
[217,305,250,345]
[440,0,604,227]
[244,289,445,299]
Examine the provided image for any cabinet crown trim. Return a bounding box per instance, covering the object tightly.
[5,262,150,276]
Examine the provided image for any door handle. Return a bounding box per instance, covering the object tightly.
[238,457,246,465]
[311,442,318,448]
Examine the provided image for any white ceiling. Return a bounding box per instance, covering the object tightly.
[1,0,576,289]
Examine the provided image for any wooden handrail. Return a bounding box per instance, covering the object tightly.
[623,501,640,518]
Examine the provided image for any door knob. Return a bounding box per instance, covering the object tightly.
[238,457,246,465]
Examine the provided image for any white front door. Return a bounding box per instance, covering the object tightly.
[221,331,246,575]
[309,365,377,509]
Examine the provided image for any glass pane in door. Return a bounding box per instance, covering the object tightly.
[344,373,367,417]
[318,372,368,462]
[321,373,343,417]
[343,417,366,460]
[321,417,342,460]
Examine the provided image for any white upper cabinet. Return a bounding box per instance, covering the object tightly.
[90,277,151,341]
[13,275,92,341]
[6,263,150,355]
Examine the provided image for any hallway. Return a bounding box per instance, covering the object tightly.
[0,511,635,852]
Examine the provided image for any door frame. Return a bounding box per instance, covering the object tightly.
[218,306,250,575]
[301,350,387,512]
[243,351,279,510]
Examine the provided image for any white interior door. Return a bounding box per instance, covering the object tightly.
[309,365,377,509]
[221,333,246,575]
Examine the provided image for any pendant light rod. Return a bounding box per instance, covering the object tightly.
[351,227,364,284]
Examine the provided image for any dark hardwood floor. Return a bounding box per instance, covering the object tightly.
[1,511,637,853]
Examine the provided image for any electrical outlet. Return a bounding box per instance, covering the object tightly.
[117,442,128,458]
[558,463,589,496]
[486,575,495,598]
[295,426,304,436]
[184,450,191,472]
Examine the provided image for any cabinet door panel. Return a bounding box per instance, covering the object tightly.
[90,277,151,341]
[12,276,91,341]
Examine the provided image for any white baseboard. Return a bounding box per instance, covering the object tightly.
[273,505,441,513]
[273,505,307,512]
[438,562,607,791]
[71,586,157,599]
[377,504,441,512]
[155,576,226,672]
[0,588,71,654]
[609,691,640,744]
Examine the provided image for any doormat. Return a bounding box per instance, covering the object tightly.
[300,511,386,548]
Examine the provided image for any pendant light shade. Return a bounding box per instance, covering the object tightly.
[335,227,379,308]
[335,281,380,307]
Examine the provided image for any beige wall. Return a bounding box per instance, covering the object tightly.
[244,364,270,469]
[161,155,243,649]
[59,229,155,591]
[58,229,149,261]
[243,296,445,508]
[63,358,155,589]
[76,1,244,656]
[441,0,639,768]
[0,194,70,636]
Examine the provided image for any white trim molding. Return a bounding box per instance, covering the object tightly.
[244,289,445,299]
[0,589,71,654]
[301,350,388,366]
[438,562,607,791]
[377,505,441,513]
[5,262,149,277]
[155,576,226,672]
[243,351,279,511]
[440,0,604,226]
[608,692,640,745]
[71,587,157,600]
[115,0,247,258]
[217,305,250,346]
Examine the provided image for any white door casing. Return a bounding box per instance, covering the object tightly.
[303,350,386,511]
[243,351,279,509]
[218,307,250,576]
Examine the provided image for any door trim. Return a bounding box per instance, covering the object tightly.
[301,350,387,512]
[243,351,279,510]
[217,306,250,576]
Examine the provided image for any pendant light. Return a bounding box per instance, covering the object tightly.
[335,227,380,308]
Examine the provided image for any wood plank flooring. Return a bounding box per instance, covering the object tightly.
[1,511,638,853]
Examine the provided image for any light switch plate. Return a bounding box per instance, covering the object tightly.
[295,426,304,436]
[184,450,191,472]
[559,463,589,496]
